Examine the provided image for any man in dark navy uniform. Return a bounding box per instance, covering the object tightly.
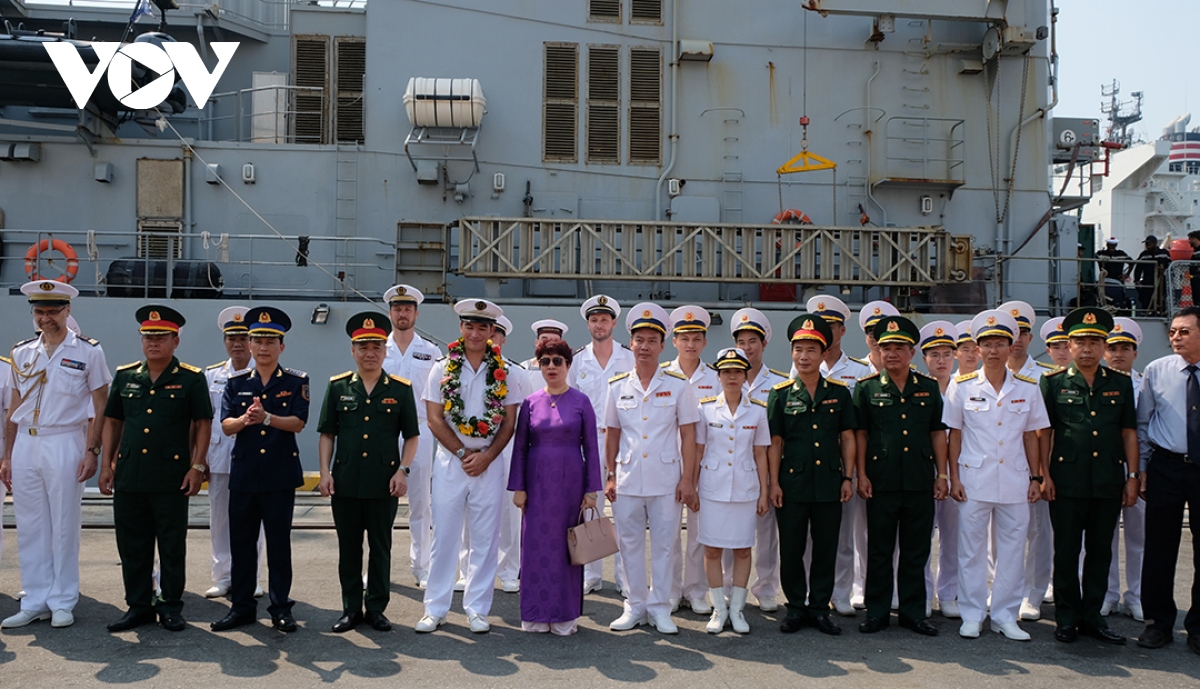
[210,306,310,633]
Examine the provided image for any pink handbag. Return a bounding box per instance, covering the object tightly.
[567,507,619,565]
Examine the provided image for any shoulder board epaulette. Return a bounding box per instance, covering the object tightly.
[390,374,412,385]
[751,398,768,407]
[178,362,201,373]
[1110,368,1131,377]
[1036,360,1059,369]
[230,369,253,379]
[663,369,686,380]
[609,371,630,383]
[436,355,447,362]
[1043,367,1066,377]
[13,336,37,348]
[848,356,870,366]
[206,361,226,370]
[78,335,100,346]
[659,361,670,368]
[1014,373,1039,385]
[954,371,978,383]
[574,345,586,354]
[772,380,792,390]
[913,370,935,381]
[330,371,353,381]
[699,395,719,404]
[116,361,141,371]
[826,378,848,387]
[505,357,525,369]
[284,367,308,377]
[769,368,789,379]
[859,372,881,382]
[620,343,632,350]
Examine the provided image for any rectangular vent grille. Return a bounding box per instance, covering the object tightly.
[587,46,620,163]
[589,0,620,21]
[334,38,365,143]
[292,35,329,144]
[631,0,662,23]
[628,48,661,163]
[543,43,579,162]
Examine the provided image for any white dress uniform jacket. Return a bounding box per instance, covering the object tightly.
[696,394,770,503]
[605,369,700,497]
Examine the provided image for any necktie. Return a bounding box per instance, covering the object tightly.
[1187,365,1200,461]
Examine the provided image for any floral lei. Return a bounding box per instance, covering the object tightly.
[441,338,508,438]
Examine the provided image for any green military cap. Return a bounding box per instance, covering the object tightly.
[1062,307,1114,339]
[135,304,186,334]
[873,315,919,346]
[346,311,392,341]
[786,313,833,351]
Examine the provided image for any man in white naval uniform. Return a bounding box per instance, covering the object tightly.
[1102,317,1145,621]
[663,306,719,615]
[521,320,568,394]
[381,284,442,588]
[416,299,523,634]
[1,280,110,629]
[859,301,900,373]
[1000,300,1057,622]
[1041,317,1072,369]
[568,295,635,595]
[203,307,264,599]
[605,303,699,634]
[730,307,788,611]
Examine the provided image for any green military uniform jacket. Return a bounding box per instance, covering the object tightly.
[766,376,856,503]
[316,370,421,499]
[104,357,212,492]
[1039,365,1136,499]
[853,370,946,491]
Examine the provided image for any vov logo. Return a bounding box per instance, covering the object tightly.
[44,41,238,111]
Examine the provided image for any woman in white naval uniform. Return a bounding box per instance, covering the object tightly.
[1102,317,1145,621]
[696,348,770,634]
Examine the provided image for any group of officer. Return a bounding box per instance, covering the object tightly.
[1,278,1197,653]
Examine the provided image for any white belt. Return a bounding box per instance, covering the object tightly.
[20,424,86,437]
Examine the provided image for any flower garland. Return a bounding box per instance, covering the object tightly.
[441,338,508,438]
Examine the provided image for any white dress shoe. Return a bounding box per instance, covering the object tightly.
[50,609,74,628]
[649,613,678,635]
[16,590,26,600]
[254,586,265,598]
[958,620,982,639]
[669,598,681,613]
[688,597,712,615]
[414,615,445,633]
[501,580,520,593]
[994,621,1031,641]
[757,595,778,613]
[1100,600,1116,616]
[1018,601,1041,621]
[1043,586,1054,604]
[584,579,602,595]
[417,580,428,590]
[1124,602,1144,622]
[453,579,467,592]
[939,600,961,619]
[850,595,866,610]
[1,610,51,628]
[832,599,856,616]
[729,588,751,634]
[205,585,230,598]
[609,611,647,631]
[468,614,491,633]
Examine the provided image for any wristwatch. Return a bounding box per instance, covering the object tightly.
[936,473,949,480]
[191,463,208,473]
[1127,471,1140,480]
[455,447,467,459]
[606,471,616,481]
[1030,475,1044,484]
[263,412,272,427]
[401,465,411,476]
[88,446,102,456]
[841,476,853,483]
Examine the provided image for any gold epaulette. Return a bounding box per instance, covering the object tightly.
[1036,360,1060,370]
[78,335,100,346]
[859,372,881,382]
[1014,373,1039,385]
[750,398,767,407]
[699,395,719,404]
[330,371,353,381]
[772,380,792,390]
[826,377,848,387]
[206,361,226,370]
[663,369,686,380]
[390,374,412,385]
[230,368,253,379]
[659,361,670,368]
[284,367,308,378]
[913,370,935,381]
[1109,368,1131,377]
[848,356,869,366]
[609,371,630,383]
[117,361,141,371]
[770,368,789,378]
[178,362,201,373]
[954,371,978,383]
[1042,367,1066,377]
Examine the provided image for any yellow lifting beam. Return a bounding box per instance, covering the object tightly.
[776,149,837,174]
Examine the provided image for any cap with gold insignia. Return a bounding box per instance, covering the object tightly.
[805,295,850,324]
[346,311,392,341]
[1107,317,1142,347]
[874,315,919,346]
[22,279,78,305]
[998,300,1036,331]
[531,319,569,337]
[217,306,249,334]
[714,347,752,371]
[971,309,1018,342]
[1039,316,1067,345]
[135,305,186,334]
[954,319,973,346]
[1062,307,1113,339]
[858,300,899,333]
[454,298,502,324]
[495,315,513,337]
[384,284,425,306]
[244,306,291,338]
[731,307,772,343]
[919,320,958,350]
[626,302,669,335]
[669,305,710,333]
[580,294,620,320]
[786,313,832,350]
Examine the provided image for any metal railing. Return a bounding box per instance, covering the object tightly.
[202,85,324,143]
[452,217,973,287]
[879,117,966,186]
[992,253,1175,318]
[1166,260,1200,320]
[14,0,293,31]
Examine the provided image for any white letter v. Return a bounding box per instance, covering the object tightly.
[44,42,119,109]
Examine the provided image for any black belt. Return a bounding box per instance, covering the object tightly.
[1152,444,1192,464]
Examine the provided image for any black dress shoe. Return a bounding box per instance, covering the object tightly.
[1136,627,1172,648]
[332,612,362,633]
[1081,625,1127,645]
[210,610,256,631]
[272,615,298,633]
[365,611,393,631]
[812,614,842,636]
[159,612,186,632]
[779,615,805,634]
[898,617,939,636]
[1054,625,1078,643]
[859,616,890,634]
[107,608,157,633]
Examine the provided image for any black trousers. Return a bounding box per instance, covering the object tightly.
[229,488,295,618]
[1142,454,1200,634]
[864,490,934,621]
[331,495,398,614]
[113,490,189,614]
[1048,495,1121,629]
[777,501,841,618]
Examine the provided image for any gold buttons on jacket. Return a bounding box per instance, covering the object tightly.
[142,448,148,454]
[364,416,370,422]
[261,430,267,436]
[1090,411,1096,417]
[143,428,149,434]
[363,452,368,457]
[1093,451,1099,457]
[999,459,1004,463]
[812,424,818,429]
[363,434,369,439]
[903,447,909,452]
[1092,431,1098,436]
[260,448,266,454]
[901,414,907,420]
[147,409,153,414]
[816,460,821,466]
[902,430,908,436]
[150,390,156,396]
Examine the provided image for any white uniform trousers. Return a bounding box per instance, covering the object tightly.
[832,493,868,602]
[935,498,959,602]
[1024,499,1053,606]
[207,472,265,588]
[671,506,706,602]
[614,494,681,618]
[584,431,626,594]
[424,447,504,618]
[1,479,6,572]
[1106,500,1145,607]
[12,431,85,613]
[460,443,521,585]
[404,430,434,582]
[957,499,1030,625]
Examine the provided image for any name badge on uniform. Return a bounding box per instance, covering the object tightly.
[620,395,634,400]
[872,392,891,399]
[237,391,254,396]
[1059,389,1079,396]
[968,397,985,402]
[60,359,86,370]
[786,401,808,412]
[125,382,141,389]
[340,395,356,402]
[709,422,723,428]
[414,353,432,361]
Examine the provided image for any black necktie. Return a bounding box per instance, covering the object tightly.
[1187,365,1200,460]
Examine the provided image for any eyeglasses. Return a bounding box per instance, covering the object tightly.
[538,356,566,367]
[32,307,66,317]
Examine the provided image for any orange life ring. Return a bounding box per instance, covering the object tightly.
[24,239,79,283]
[772,209,812,225]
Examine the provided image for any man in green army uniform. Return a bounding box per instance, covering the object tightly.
[768,314,855,636]
[854,315,948,636]
[99,305,213,633]
[317,312,421,633]
[1039,307,1139,645]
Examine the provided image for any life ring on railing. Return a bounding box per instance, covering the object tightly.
[772,209,812,225]
[24,239,79,283]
